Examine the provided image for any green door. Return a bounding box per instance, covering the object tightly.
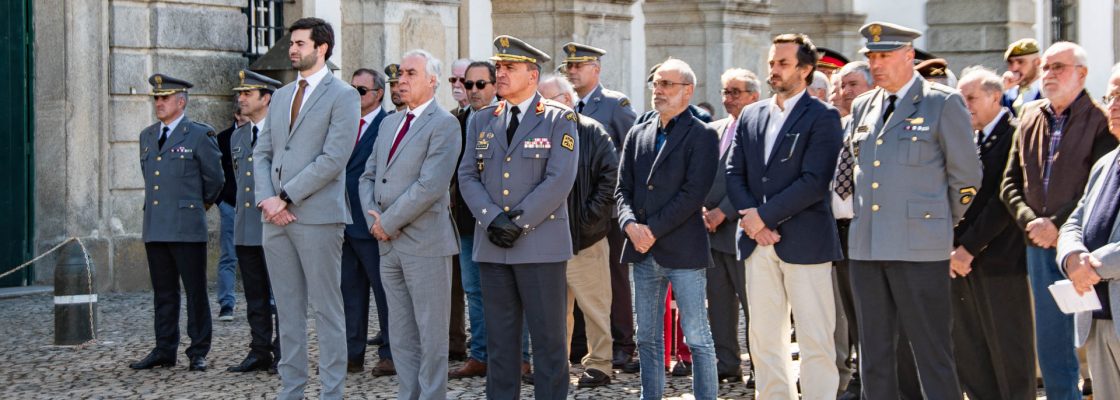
[0,0,34,287]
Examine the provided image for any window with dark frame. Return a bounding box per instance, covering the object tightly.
[1050,0,1078,43]
[243,0,284,61]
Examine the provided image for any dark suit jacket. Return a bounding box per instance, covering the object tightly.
[726,93,844,264]
[345,108,388,238]
[451,106,476,236]
[705,117,740,255]
[616,112,719,268]
[955,111,1024,271]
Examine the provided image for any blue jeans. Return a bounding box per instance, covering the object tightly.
[1027,245,1080,399]
[216,202,238,309]
[632,256,717,400]
[460,236,530,362]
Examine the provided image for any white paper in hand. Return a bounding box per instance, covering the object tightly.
[1048,279,1103,314]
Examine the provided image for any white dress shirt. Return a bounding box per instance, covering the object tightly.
[979,109,1008,143]
[505,94,536,127]
[763,89,806,164]
[289,65,330,115]
[394,98,433,137]
[359,106,383,141]
[160,113,186,140]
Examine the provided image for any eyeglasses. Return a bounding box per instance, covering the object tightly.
[648,80,692,90]
[448,77,462,84]
[352,85,376,96]
[1104,93,1120,105]
[721,88,750,97]
[464,80,494,90]
[1041,62,1083,74]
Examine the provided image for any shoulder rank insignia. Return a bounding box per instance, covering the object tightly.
[561,133,575,151]
[959,187,977,205]
[565,112,576,122]
[535,101,546,115]
[908,117,924,125]
[620,98,630,108]
[493,100,506,116]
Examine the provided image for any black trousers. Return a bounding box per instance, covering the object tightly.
[607,221,636,358]
[849,259,962,400]
[235,245,280,360]
[480,261,568,400]
[706,249,749,375]
[450,254,467,356]
[341,236,390,361]
[144,241,211,358]
[950,260,1036,399]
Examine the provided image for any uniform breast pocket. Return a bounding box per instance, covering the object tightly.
[521,146,551,176]
[174,151,197,175]
[897,132,935,166]
[906,200,950,250]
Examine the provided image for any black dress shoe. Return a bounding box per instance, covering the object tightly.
[129,350,176,370]
[671,361,692,376]
[622,358,640,374]
[577,368,612,388]
[189,356,207,371]
[227,354,271,373]
[718,370,743,384]
[268,359,279,375]
[612,350,633,368]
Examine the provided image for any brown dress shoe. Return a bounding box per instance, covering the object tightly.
[521,361,533,385]
[449,358,487,379]
[370,359,396,377]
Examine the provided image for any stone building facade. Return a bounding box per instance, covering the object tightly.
[19,0,1115,291]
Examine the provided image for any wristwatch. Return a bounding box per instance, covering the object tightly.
[279,190,292,204]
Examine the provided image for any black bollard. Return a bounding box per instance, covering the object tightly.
[54,241,97,345]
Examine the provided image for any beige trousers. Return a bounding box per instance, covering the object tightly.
[565,239,614,372]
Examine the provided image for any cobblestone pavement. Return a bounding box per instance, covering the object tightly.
[0,291,1062,399]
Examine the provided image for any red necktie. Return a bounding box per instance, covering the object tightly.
[387,113,415,162]
[356,119,366,147]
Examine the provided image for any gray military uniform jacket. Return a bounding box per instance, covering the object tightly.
[232,121,264,246]
[580,84,637,152]
[457,94,579,264]
[139,116,224,243]
[847,75,982,261]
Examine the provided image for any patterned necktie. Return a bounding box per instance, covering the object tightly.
[290,79,308,131]
[387,113,415,162]
[882,95,897,123]
[507,106,521,144]
[158,126,169,150]
[251,126,259,147]
[834,134,854,199]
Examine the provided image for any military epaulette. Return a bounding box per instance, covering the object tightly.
[927,81,957,95]
[492,100,506,116]
[620,98,631,108]
[535,100,546,115]
[564,111,577,122]
[539,98,572,112]
[191,121,217,137]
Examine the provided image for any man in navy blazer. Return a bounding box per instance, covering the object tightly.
[341,68,393,375]
[616,58,719,400]
[725,33,844,399]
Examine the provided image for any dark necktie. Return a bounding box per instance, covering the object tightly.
[835,134,854,199]
[290,79,308,131]
[975,130,984,148]
[251,126,259,147]
[882,94,897,123]
[507,106,521,144]
[578,101,585,114]
[158,126,169,150]
[357,119,366,147]
[387,113,415,162]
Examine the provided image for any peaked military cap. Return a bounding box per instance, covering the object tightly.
[816,47,849,70]
[233,69,281,92]
[859,21,922,53]
[1005,38,1040,60]
[148,74,192,96]
[491,35,551,66]
[913,48,937,64]
[385,64,401,83]
[915,58,949,79]
[562,42,606,63]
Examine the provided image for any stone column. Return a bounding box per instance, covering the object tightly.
[770,0,865,60]
[924,0,1035,72]
[340,0,462,108]
[643,0,772,112]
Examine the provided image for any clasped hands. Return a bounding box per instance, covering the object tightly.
[701,207,726,233]
[738,208,780,246]
[259,196,297,226]
[366,210,394,241]
[625,222,656,254]
[1025,217,1059,248]
[1065,251,1103,296]
[487,210,524,248]
[949,246,974,278]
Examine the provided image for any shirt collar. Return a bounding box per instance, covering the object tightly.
[406,98,434,118]
[161,113,186,133]
[298,65,330,93]
[361,106,383,124]
[981,109,1008,138]
[769,89,806,113]
[887,72,920,99]
[580,84,601,106]
[508,94,537,122]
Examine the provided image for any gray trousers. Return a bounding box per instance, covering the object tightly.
[381,249,452,400]
[1088,319,1120,400]
[705,249,749,376]
[263,222,347,400]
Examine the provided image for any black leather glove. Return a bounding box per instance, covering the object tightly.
[487,210,524,248]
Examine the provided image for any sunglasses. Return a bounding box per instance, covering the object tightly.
[352,85,378,96]
[448,77,465,84]
[464,80,494,90]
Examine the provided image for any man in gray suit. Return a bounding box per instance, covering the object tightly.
[129,73,224,372]
[457,35,578,400]
[845,22,981,399]
[705,67,760,384]
[228,70,282,374]
[358,49,461,400]
[1058,64,1120,398]
[252,18,359,400]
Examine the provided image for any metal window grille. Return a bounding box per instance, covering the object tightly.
[1051,0,1078,43]
[244,0,284,60]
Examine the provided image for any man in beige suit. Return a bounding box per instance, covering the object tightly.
[359,49,462,400]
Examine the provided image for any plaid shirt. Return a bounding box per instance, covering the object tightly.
[1042,105,1070,193]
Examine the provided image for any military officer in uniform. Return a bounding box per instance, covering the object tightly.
[129,74,224,372]
[385,64,406,113]
[457,35,579,400]
[845,22,981,398]
[227,70,282,374]
[560,42,640,368]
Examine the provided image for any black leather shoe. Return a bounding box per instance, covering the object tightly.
[188,356,207,371]
[268,359,279,375]
[129,350,175,370]
[622,358,640,374]
[347,359,364,373]
[718,370,743,384]
[577,368,612,388]
[671,361,692,376]
[227,354,271,373]
[612,350,633,369]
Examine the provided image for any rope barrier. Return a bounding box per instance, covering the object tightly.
[0,237,98,345]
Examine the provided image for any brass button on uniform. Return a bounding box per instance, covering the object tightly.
[503,189,510,196]
[647,184,654,190]
[875,139,883,145]
[245,187,251,192]
[503,206,510,212]
[245,202,251,208]
[156,156,162,161]
[871,182,879,189]
[871,204,880,212]
[503,172,510,179]
[549,214,555,220]
[154,171,160,176]
[911,136,918,142]
[246,171,252,176]
[153,200,159,205]
[924,212,931,219]
[873,160,881,167]
[506,156,512,162]
[153,185,159,191]
[248,157,253,162]
[189,204,195,208]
